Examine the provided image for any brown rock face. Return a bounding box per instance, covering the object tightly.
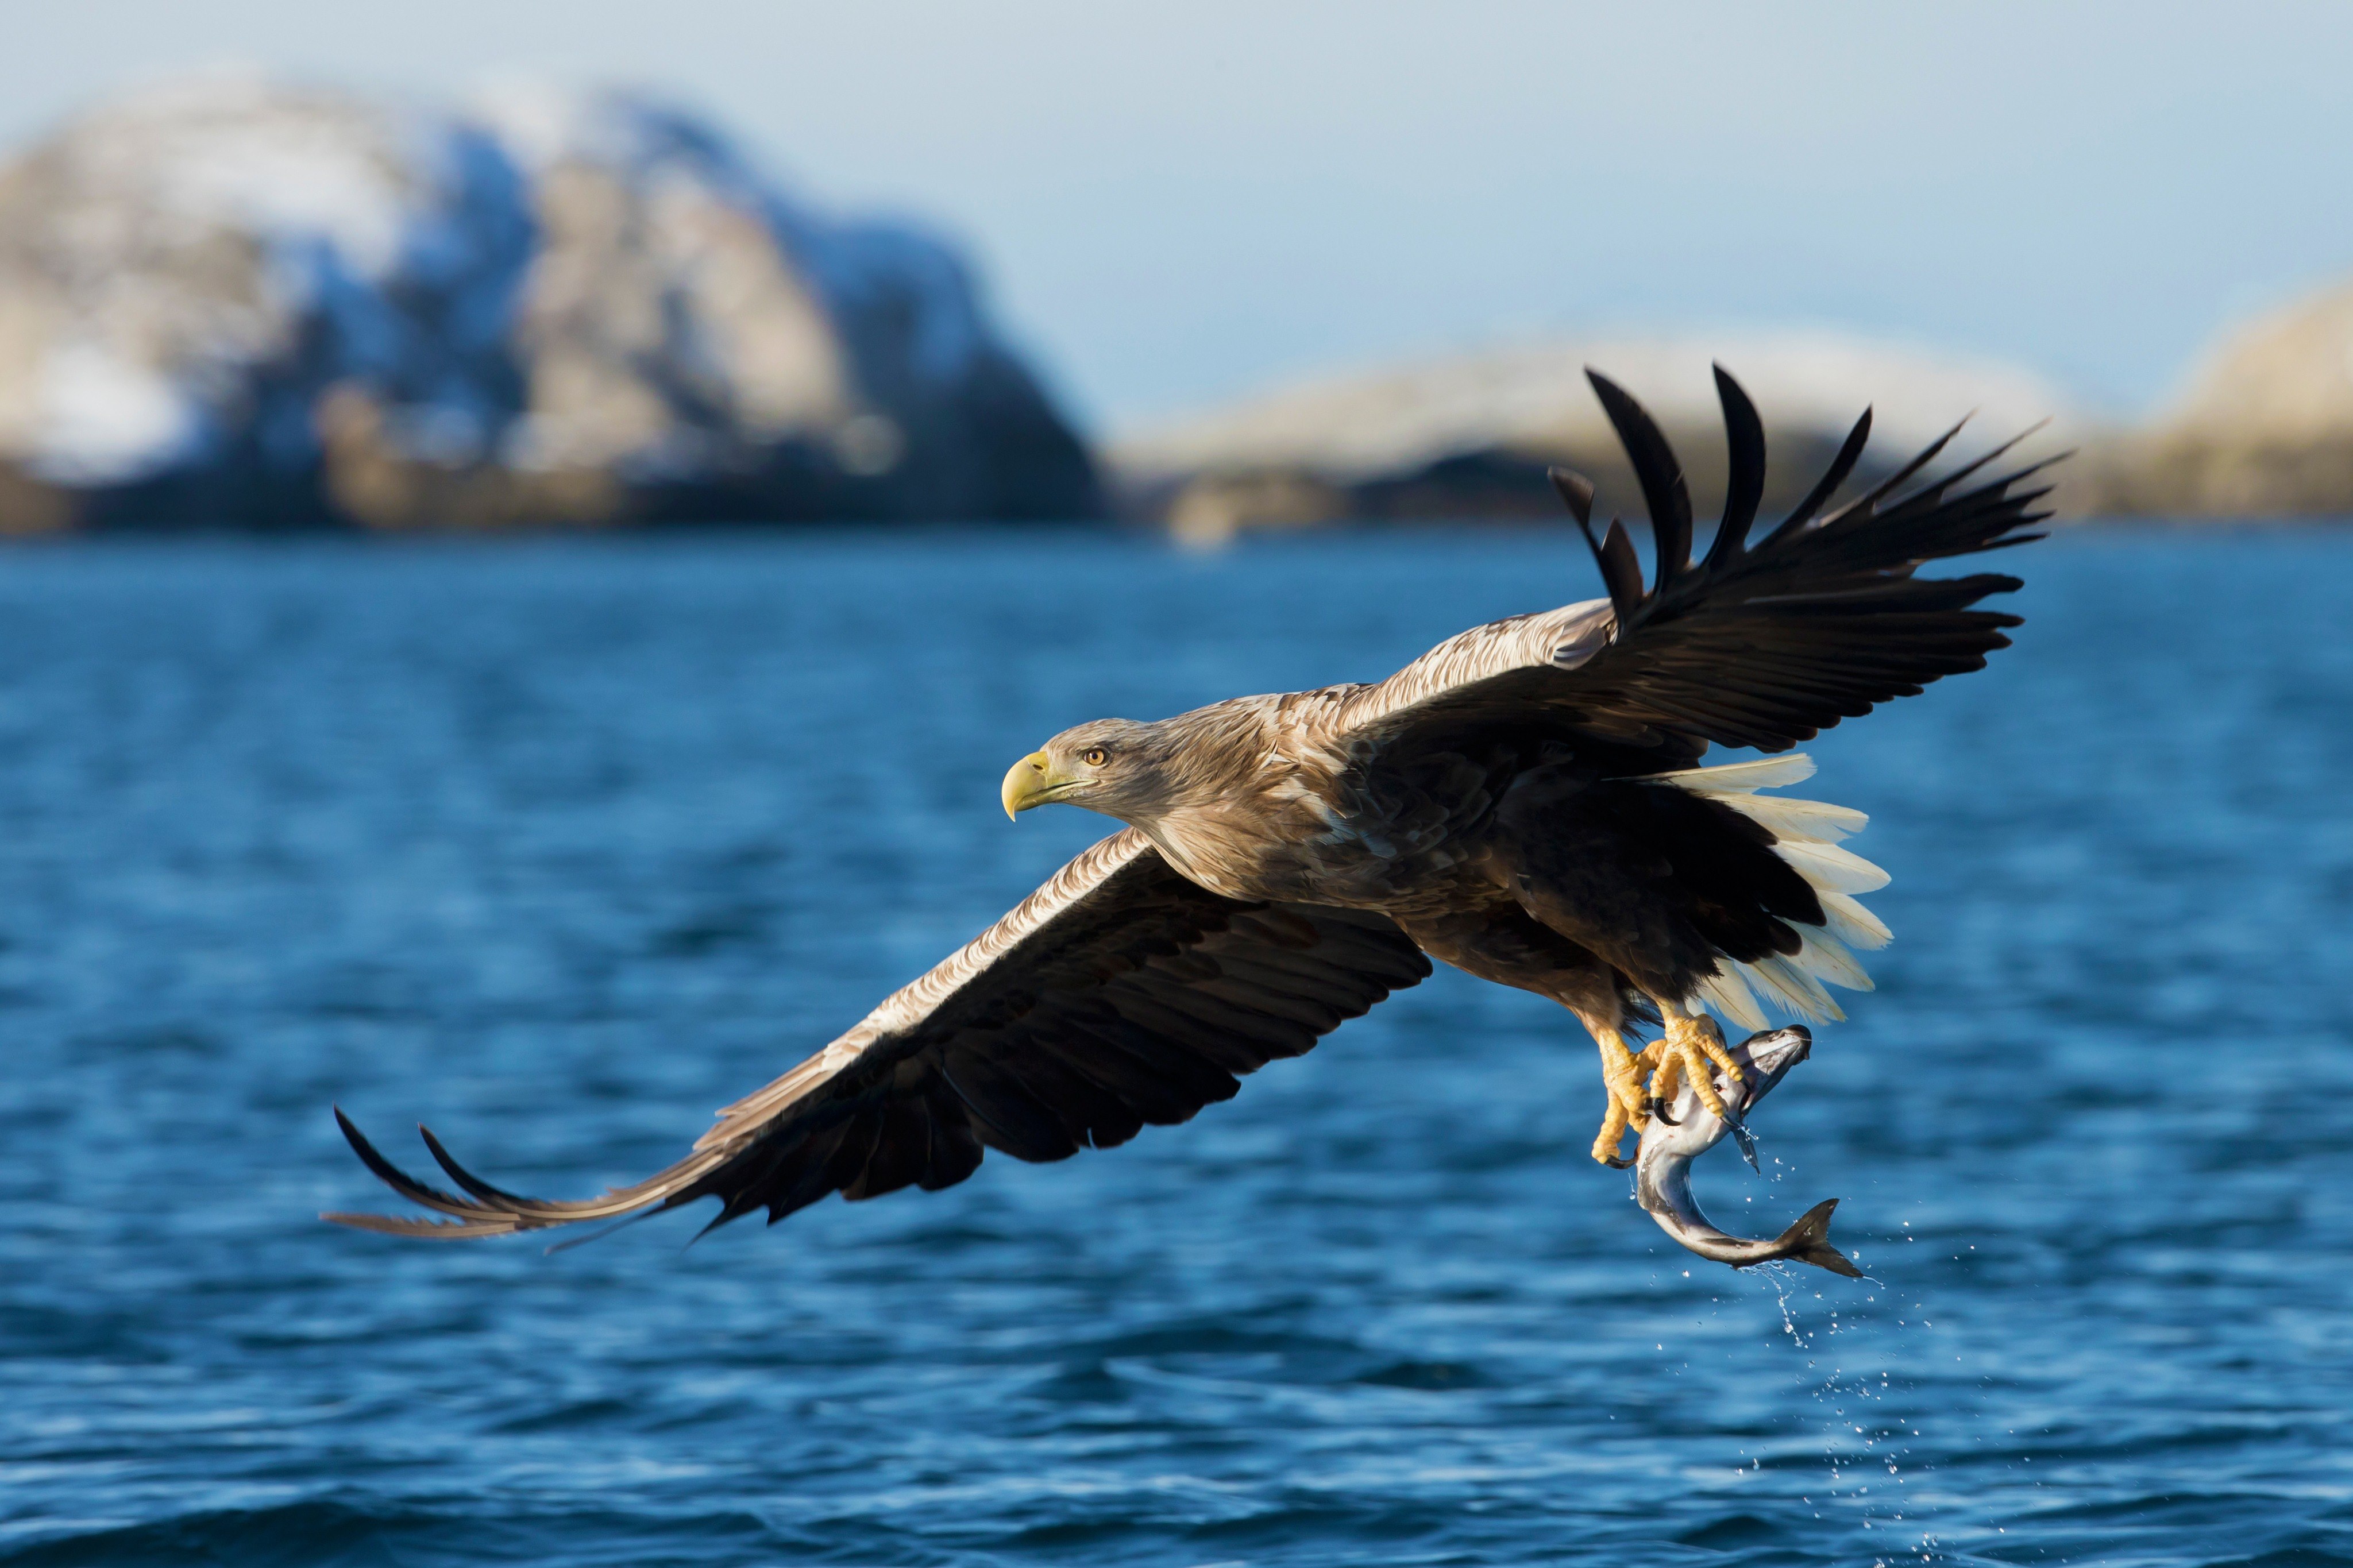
[2077,285,2353,519]
[0,78,1099,531]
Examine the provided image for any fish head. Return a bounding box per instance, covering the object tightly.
[1641,1025,1811,1161]
[1726,1025,1811,1105]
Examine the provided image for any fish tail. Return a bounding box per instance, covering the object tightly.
[1769,1198,1864,1278]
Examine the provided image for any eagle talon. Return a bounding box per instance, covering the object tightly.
[1591,1095,1646,1165]
[1647,1096,1679,1125]
[1649,1013,1741,1123]
[1588,1032,1657,1165]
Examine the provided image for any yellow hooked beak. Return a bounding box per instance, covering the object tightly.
[1001,751,1060,819]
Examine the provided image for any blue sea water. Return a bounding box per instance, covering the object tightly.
[1,528,2350,1567]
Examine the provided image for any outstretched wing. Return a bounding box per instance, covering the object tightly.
[326,829,1430,1239]
[1332,365,2055,765]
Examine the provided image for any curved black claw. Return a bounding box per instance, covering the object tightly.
[1646,1096,1680,1126]
[1603,1153,1635,1169]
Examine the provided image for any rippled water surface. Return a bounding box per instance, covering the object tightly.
[3,529,2351,1567]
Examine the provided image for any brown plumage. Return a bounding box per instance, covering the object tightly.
[329,366,2051,1239]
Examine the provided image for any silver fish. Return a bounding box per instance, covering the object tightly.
[1633,1025,1862,1277]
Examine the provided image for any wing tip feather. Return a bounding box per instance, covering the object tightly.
[1548,466,1595,526]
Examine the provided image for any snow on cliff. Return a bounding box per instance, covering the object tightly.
[0,76,1096,528]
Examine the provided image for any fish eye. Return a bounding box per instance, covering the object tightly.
[1082,747,1109,768]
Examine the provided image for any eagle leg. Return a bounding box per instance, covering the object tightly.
[1590,1029,1652,1167]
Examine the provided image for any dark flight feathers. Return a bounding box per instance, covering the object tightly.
[327,833,1429,1240]
[1509,365,2051,761]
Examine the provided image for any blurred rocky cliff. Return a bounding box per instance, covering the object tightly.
[2071,283,2353,519]
[1112,336,2085,546]
[0,78,1098,532]
[1115,302,2353,540]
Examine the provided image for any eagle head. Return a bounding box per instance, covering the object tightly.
[1001,718,1175,822]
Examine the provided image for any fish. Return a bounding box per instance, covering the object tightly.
[1633,1024,1864,1277]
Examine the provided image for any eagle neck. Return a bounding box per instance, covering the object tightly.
[1119,700,1290,902]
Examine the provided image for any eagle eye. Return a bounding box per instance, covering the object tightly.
[1081,747,1109,768]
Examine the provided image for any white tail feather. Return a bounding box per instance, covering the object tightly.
[1743,954,1846,1022]
[1648,751,1889,1023]
[1715,793,1867,844]
[1816,889,1892,951]
[1693,964,1769,1033]
[1648,754,1816,795]
[1771,839,1891,895]
[1795,928,1874,992]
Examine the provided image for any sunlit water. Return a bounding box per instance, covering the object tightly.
[2,528,2350,1567]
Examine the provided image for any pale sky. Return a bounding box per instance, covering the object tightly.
[6,1,2350,432]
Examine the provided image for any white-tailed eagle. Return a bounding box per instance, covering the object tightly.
[329,368,2050,1244]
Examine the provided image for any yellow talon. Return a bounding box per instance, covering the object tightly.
[1646,1012,1741,1122]
[1590,1011,1745,1166]
[1695,1018,1746,1083]
[1591,1098,1632,1165]
[1637,1038,1677,1103]
[1590,1032,1651,1165]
